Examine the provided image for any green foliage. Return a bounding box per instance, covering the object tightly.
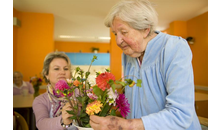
[110,109,116,116]
[99,103,111,117]
[93,85,104,96]
[125,79,133,84]
[136,79,142,87]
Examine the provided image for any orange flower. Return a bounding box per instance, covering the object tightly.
[73,80,80,87]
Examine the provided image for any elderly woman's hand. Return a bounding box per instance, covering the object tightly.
[90,115,144,130]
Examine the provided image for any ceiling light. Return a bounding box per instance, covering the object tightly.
[98,37,111,40]
[59,35,82,38]
[59,35,97,39]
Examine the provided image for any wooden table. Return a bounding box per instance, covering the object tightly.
[13,94,35,108]
[198,116,208,126]
[195,92,208,101]
[13,94,36,130]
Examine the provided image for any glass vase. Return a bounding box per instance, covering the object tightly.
[34,85,40,97]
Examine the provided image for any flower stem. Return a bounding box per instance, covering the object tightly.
[66,96,82,127]
[67,96,74,110]
[118,75,139,81]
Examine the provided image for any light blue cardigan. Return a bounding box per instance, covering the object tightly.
[123,31,201,130]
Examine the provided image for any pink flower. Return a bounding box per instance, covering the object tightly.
[116,94,130,118]
[96,72,115,91]
[55,80,73,97]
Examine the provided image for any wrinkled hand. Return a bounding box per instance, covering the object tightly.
[62,102,73,124]
[90,115,125,130]
[89,115,144,130]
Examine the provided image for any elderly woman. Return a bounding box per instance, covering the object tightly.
[32,52,77,130]
[90,0,201,130]
[13,71,35,95]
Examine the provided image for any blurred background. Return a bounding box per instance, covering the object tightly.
[13,0,208,129]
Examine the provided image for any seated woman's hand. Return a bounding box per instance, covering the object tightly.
[61,102,73,125]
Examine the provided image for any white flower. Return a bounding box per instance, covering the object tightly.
[87,75,96,86]
[107,87,118,105]
[66,78,73,84]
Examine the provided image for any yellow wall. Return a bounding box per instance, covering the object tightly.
[162,12,208,86]
[13,9,54,81]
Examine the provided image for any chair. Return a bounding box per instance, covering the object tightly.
[14,111,29,130]
[198,116,208,130]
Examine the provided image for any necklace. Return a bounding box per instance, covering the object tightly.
[138,51,145,63]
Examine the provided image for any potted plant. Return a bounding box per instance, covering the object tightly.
[91,47,99,53]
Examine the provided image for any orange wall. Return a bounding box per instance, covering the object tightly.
[162,21,187,38]
[13,9,18,71]
[109,29,123,80]
[13,8,207,85]
[55,41,110,53]
[162,12,208,86]
[13,9,54,81]
[187,12,208,86]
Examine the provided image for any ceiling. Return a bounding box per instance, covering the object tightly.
[13,0,208,43]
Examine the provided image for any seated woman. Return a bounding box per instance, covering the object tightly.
[13,71,35,95]
[32,52,77,130]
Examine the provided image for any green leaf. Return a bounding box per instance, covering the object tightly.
[73,105,78,110]
[93,85,103,96]
[96,72,100,77]
[98,95,102,101]
[69,115,77,120]
[85,123,91,128]
[136,79,142,87]
[110,109,116,116]
[118,81,126,86]
[125,79,133,84]
[101,90,108,103]
[85,72,90,78]
[105,68,110,72]
[66,110,75,115]
[80,116,90,122]
[80,113,88,118]
[76,96,82,103]
[99,103,111,117]
[81,96,89,107]
[77,76,81,81]
[76,67,80,72]
[92,55,97,62]
[108,79,114,86]
[111,84,116,93]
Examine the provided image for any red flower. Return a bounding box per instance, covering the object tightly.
[116,94,130,118]
[96,72,115,91]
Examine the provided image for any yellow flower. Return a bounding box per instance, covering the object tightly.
[86,100,103,115]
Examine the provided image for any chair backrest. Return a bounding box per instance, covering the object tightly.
[14,111,29,130]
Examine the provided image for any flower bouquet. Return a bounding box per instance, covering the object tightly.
[55,56,141,129]
[30,75,43,97]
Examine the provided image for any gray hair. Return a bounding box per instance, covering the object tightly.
[42,52,72,83]
[104,0,158,35]
[13,71,23,78]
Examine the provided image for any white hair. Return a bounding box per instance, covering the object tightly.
[104,0,158,35]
